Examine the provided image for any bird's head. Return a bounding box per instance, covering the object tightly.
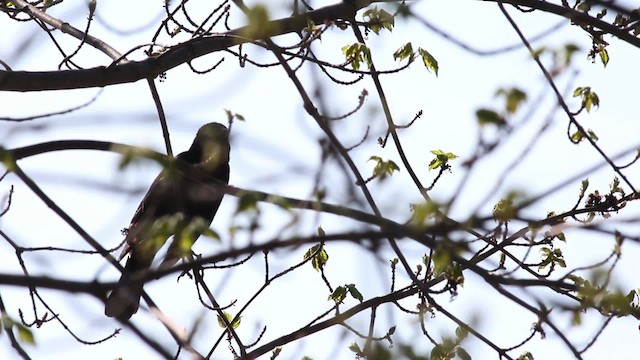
[190,123,230,170]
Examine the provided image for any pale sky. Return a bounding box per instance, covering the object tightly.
[1,1,639,359]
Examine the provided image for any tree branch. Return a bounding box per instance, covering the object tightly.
[0,0,371,92]
[487,0,640,48]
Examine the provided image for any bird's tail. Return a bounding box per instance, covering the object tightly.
[105,257,145,320]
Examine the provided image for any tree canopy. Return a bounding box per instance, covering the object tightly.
[1,1,639,359]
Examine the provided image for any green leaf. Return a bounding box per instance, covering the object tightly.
[538,247,565,270]
[304,244,329,271]
[341,43,372,70]
[368,156,400,179]
[16,323,35,345]
[599,47,609,67]
[573,86,599,112]
[493,196,518,222]
[563,43,581,66]
[610,177,623,195]
[349,342,363,356]
[570,130,585,143]
[428,149,458,170]
[517,352,534,360]
[580,178,589,193]
[475,108,505,126]
[409,201,439,227]
[235,191,259,214]
[302,19,321,39]
[418,48,438,76]
[217,312,241,329]
[571,129,597,143]
[496,87,527,114]
[432,248,452,276]
[586,94,599,112]
[572,86,584,97]
[329,286,347,303]
[601,291,635,315]
[142,213,188,254]
[455,326,469,341]
[430,344,444,360]
[625,289,636,302]
[169,217,219,257]
[457,347,472,360]
[576,1,591,11]
[3,315,37,345]
[449,263,464,286]
[371,344,392,360]
[225,109,245,122]
[0,146,16,172]
[532,46,546,59]
[393,42,414,62]
[266,195,291,210]
[363,6,394,34]
[114,145,161,170]
[346,284,364,302]
[241,5,278,39]
[614,232,623,257]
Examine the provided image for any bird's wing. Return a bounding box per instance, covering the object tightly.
[118,170,179,261]
[158,162,230,269]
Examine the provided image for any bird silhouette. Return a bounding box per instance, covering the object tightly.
[105,123,230,320]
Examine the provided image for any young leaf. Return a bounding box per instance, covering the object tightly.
[418,47,438,76]
[368,156,400,179]
[363,6,395,34]
[241,5,278,39]
[496,87,527,114]
[393,42,414,62]
[235,191,259,214]
[225,109,245,122]
[455,326,469,341]
[573,86,599,112]
[563,43,581,66]
[217,312,241,329]
[457,348,472,360]
[409,201,439,227]
[599,47,609,67]
[570,130,585,143]
[329,286,347,303]
[0,147,16,172]
[346,284,364,302]
[304,244,329,271]
[349,342,364,356]
[476,108,506,126]
[428,150,458,170]
[16,323,35,345]
[342,43,372,70]
[493,196,517,222]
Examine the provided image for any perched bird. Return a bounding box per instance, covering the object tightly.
[105,123,230,320]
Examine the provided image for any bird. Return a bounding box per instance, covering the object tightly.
[105,123,230,320]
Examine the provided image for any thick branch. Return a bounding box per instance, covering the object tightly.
[489,0,640,48]
[0,0,370,92]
